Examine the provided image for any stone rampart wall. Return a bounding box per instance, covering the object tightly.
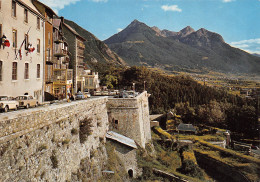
[107,91,151,148]
[0,98,109,181]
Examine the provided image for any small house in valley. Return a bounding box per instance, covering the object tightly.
[177,123,196,134]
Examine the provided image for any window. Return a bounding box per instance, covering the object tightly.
[24,63,29,79]
[24,34,29,50]
[37,17,40,29]
[90,78,94,86]
[0,24,2,38]
[48,32,51,45]
[12,29,17,48]
[47,48,51,61]
[113,119,119,129]
[37,39,40,53]
[12,62,17,80]
[0,61,2,81]
[37,64,40,78]
[24,9,28,23]
[12,1,16,17]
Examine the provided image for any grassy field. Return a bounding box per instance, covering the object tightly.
[147,127,260,182]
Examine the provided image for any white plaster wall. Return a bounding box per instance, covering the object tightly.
[0,0,44,102]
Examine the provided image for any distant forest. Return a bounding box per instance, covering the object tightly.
[91,63,259,139]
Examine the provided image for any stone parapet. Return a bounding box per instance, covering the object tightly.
[0,97,108,143]
[0,97,109,181]
[107,91,151,148]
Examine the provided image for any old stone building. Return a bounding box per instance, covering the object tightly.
[107,91,152,148]
[63,22,86,94]
[33,2,73,100]
[52,17,73,99]
[83,69,100,92]
[0,0,45,102]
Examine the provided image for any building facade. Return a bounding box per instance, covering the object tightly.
[32,0,56,100]
[52,18,73,99]
[33,2,73,100]
[83,70,100,92]
[63,23,86,94]
[0,0,45,102]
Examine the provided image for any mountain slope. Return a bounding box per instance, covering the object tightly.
[64,19,126,66]
[253,53,260,58]
[105,20,260,74]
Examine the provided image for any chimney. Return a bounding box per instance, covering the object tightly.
[60,16,64,23]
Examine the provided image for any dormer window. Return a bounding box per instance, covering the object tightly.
[24,9,28,23]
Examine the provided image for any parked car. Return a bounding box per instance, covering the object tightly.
[84,92,91,98]
[16,95,38,109]
[0,96,19,112]
[75,92,85,100]
[251,145,259,150]
[83,89,91,98]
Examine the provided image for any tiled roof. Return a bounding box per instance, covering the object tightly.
[16,0,44,19]
[32,0,57,17]
[63,23,86,41]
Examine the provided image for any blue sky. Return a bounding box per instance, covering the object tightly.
[40,0,260,54]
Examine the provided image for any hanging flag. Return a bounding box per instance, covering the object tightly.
[4,40,10,47]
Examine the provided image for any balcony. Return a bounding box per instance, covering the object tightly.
[54,39,63,44]
[54,49,68,58]
[46,56,54,64]
[53,69,73,85]
[63,55,70,63]
[77,62,85,69]
[45,76,54,83]
[53,34,64,44]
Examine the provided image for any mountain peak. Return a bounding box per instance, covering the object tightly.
[197,28,208,34]
[196,28,225,43]
[129,19,143,27]
[152,26,161,31]
[181,26,195,32]
[178,26,195,37]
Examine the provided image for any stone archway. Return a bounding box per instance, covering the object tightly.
[128,169,133,178]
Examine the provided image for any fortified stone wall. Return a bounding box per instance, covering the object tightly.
[107,91,151,148]
[0,92,153,181]
[0,98,109,182]
[194,151,250,182]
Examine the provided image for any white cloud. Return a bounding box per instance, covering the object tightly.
[230,38,260,54]
[161,5,182,12]
[39,0,81,13]
[117,28,123,32]
[222,0,235,3]
[91,0,108,2]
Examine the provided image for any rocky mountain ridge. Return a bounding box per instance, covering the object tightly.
[105,20,260,74]
[64,19,126,67]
